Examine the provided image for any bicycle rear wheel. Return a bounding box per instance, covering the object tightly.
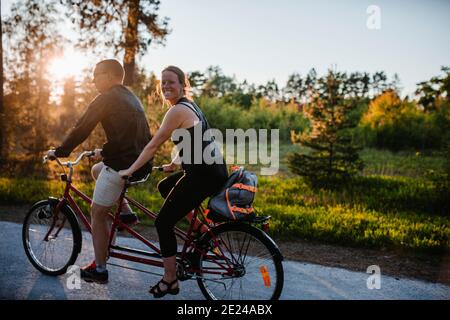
[22,199,82,276]
[195,222,284,300]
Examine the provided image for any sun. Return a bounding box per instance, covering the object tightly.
[48,50,91,81]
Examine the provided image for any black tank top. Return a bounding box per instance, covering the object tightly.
[172,97,227,175]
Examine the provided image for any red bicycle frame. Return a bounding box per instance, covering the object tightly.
[51,174,235,276]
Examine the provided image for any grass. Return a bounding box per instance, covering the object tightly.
[0,175,165,224]
[0,146,449,253]
[224,144,448,179]
[359,148,448,179]
[222,142,302,177]
[255,176,449,252]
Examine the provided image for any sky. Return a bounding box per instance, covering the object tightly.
[2,0,450,97]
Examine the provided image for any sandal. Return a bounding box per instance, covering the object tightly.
[149,278,179,298]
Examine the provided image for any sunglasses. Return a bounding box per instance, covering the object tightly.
[93,71,109,79]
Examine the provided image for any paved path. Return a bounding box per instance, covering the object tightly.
[1,221,449,300]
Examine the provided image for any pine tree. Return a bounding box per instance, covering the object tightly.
[288,69,363,187]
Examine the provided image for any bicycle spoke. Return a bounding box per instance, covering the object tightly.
[223,232,239,265]
[197,226,282,300]
[239,232,252,265]
[24,203,78,274]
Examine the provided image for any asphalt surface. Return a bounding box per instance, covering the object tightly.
[1,221,449,300]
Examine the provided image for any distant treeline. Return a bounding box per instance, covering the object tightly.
[190,66,450,151]
[1,0,448,167]
[2,64,449,167]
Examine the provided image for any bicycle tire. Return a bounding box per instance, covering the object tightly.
[22,198,82,276]
[195,222,284,300]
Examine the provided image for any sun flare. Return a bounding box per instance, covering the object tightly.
[48,50,91,81]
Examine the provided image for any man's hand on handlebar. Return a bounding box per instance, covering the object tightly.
[93,148,103,161]
[46,150,57,160]
[118,169,132,179]
[44,150,96,166]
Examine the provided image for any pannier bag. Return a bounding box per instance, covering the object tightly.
[207,166,258,222]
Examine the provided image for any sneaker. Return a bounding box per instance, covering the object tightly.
[119,211,139,225]
[83,261,96,269]
[117,211,139,231]
[80,262,108,284]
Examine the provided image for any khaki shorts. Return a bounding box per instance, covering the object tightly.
[92,166,125,207]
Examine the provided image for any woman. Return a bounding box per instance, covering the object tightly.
[118,66,228,298]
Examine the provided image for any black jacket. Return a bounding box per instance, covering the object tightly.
[55,85,152,178]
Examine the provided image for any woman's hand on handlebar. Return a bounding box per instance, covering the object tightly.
[120,162,177,179]
[118,168,133,179]
[161,163,178,173]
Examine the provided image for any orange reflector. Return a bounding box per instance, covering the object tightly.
[259,265,271,287]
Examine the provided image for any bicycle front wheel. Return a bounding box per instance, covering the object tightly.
[22,199,82,276]
[195,222,284,300]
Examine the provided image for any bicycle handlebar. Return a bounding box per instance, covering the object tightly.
[43,150,95,167]
[121,166,165,186]
[43,151,170,186]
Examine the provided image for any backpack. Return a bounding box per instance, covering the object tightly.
[207,167,258,222]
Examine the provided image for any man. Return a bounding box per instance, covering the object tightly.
[47,59,152,283]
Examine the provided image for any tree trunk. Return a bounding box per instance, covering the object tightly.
[328,142,333,178]
[33,53,46,162]
[123,0,139,86]
[0,8,5,161]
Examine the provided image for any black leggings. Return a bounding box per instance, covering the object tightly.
[156,170,227,258]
